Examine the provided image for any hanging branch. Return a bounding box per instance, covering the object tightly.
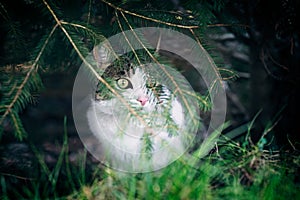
[42,0,152,132]
[119,11,198,126]
[100,0,199,29]
[0,0,230,140]
[0,24,58,138]
[115,11,142,66]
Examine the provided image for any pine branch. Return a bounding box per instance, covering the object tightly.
[115,12,199,127]
[141,133,153,159]
[189,28,225,97]
[115,11,142,66]
[60,21,105,47]
[42,0,153,132]
[100,0,199,29]
[109,3,224,130]
[218,68,239,81]
[0,0,229,147]
[0,24,57,139]
[0,2,30,63]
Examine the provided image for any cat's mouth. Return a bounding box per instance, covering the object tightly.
[113,97,168,126]
[128,97,160,112]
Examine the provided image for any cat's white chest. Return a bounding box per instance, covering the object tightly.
[87,93,186,172]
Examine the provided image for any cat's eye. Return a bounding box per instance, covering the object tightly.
[116,78,133,89]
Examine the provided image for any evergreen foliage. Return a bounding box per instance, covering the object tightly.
[0,0,234,141]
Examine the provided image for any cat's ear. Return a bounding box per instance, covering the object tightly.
[93,42,116,70]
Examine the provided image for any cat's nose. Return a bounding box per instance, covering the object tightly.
[137,96,148,106]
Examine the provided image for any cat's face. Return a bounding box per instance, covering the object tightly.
[113,67,151,107]
[95,63,169,113]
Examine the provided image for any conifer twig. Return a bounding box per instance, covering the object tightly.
[189,28,225,95]
[218,68,238,80]
[115,11,142,66]
[100,0,199,29]
[0,24,58,126]
[60,21,99,35]
[207,23,250,28]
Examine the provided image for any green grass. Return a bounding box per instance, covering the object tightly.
[1,121,299,199]
[67,136,299,200]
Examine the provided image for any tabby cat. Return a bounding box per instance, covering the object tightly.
[87,46,194,172]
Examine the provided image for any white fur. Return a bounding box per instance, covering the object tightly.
[86,68,187,172]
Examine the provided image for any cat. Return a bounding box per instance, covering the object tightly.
[86,47,194,173]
